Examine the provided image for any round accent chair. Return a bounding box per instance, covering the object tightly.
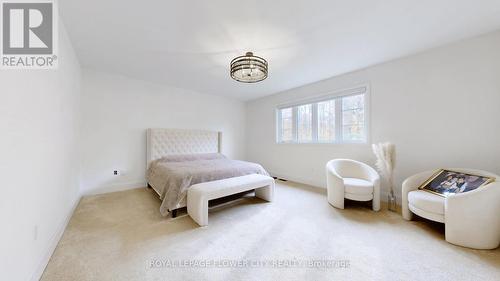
[402,168,500,249]
[326,159,380,211]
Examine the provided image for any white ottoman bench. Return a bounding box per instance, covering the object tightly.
[187,174,275,226]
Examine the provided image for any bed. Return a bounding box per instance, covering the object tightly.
[146,128,269,217]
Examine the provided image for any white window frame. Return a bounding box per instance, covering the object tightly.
[276,106,296,143]
[275,84,370,144]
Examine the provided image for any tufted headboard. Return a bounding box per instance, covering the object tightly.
[146,128,222,167]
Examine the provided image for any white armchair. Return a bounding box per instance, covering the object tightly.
[402,168,500,249]
[326,159,380,211]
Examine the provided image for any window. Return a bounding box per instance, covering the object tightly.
[342,94,365,141]
[280,107,293,142]
[277,86,368,144]
[317,100,336,142]
[297,104,312,142]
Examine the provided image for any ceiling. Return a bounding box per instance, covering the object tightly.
[60,0,500,101]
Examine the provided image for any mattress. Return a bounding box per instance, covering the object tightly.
[146,153,269,216]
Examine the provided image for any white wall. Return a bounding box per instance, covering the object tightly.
[80,70,246,195]
[0,23,82,281]
[246,31,500,201]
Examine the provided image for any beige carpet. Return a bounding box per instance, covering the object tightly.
[41,181,499,281]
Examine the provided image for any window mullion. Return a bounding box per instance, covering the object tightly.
[292,106,298,143]
[335,98,342,143]
[277,109,282,143]
[312,103,318,142]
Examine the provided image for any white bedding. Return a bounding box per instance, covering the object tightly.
[146,153,269,216]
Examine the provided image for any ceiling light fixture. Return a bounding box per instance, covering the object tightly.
[230,52,268,83]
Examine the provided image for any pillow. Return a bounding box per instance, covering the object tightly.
[158,153,226,163]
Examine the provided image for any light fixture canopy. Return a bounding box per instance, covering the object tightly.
[230,52,268,83]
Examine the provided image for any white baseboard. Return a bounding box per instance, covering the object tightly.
[270,171,402,204]
[83,181,147,196]
[269,171,325,189]
[31,195,81,281]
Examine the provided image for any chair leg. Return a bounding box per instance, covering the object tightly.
[402,201,414,221]
[372,197,380,212]
[372,185,380,211]
[327,187,345,209]
[328,197,345,209]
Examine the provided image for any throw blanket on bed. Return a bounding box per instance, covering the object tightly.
[146,153,269,216]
